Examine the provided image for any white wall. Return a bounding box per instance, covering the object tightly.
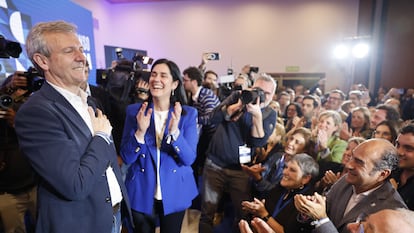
[72,0,359,91]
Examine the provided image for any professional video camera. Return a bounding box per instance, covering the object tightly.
[101,57,151,103]
[0,35,22,59]
[132,53,154,66]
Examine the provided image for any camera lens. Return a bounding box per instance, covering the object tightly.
[0,94,13,109]
[240,90,255,105]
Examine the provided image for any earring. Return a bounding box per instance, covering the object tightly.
[171,90,175,96]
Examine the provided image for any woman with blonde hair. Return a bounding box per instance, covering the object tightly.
[340,106,373,140]
[314,110,347,163]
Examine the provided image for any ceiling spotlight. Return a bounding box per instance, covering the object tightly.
[352,42,369,58]
[333,44,349,59]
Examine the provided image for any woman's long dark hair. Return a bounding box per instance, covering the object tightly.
[148,59,188,114]
[283,102,303,119]
[375,120,400,144]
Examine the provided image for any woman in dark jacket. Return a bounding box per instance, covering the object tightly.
[241,153,319,233]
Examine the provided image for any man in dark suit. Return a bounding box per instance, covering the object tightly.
[294,138,407,233]
[14,20,131,233]
[81,60,112,116]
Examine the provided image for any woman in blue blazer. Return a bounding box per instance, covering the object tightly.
[120,59,198,233]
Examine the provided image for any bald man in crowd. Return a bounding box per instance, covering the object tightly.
[294,138,407,233]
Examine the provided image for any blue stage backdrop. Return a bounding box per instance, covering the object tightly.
[0,0,97,84]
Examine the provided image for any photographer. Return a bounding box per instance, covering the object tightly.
[199,73,277,233]
[0,72,37,233]
[105,59,150,155]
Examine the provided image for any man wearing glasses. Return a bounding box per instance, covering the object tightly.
[326,89,348,122]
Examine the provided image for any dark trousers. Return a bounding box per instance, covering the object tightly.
[199,159,251,233]
[131,200,185,233]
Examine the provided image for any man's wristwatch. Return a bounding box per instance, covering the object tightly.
[261,214,271,222]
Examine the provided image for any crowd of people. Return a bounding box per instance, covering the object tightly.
[1,19,414,233]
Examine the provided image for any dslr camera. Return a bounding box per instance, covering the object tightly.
[21,67,45,93]
[239,87,265,105]
[0,94,12,109]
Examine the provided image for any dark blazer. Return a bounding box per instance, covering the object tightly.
[15,82,132,233]
[120,102,198,215]
[89,84,111,115]
[314,176,407,233]
[264,184,314,233]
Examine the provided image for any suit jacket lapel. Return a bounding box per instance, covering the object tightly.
[329,180,353,226]
[54,102,92,139]
[42,82,92,139]
[337,183,389,229]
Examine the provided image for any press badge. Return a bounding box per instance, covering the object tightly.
[239,144,251,164]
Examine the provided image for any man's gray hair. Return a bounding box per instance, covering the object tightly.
[26,20,77,61]
[254,73,277,95]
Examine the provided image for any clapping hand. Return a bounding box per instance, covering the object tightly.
[294,192,327,220]
[339,122,353,141]
[168,102,182,134]
[241,163,266,181]
[317,129,329,150]
[135,102,152,140]
[239,218,276,233]
[241,198,268,218]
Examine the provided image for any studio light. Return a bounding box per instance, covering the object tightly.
[333,44,349,59]
[333,36,371,60]
[352,42,370,59]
